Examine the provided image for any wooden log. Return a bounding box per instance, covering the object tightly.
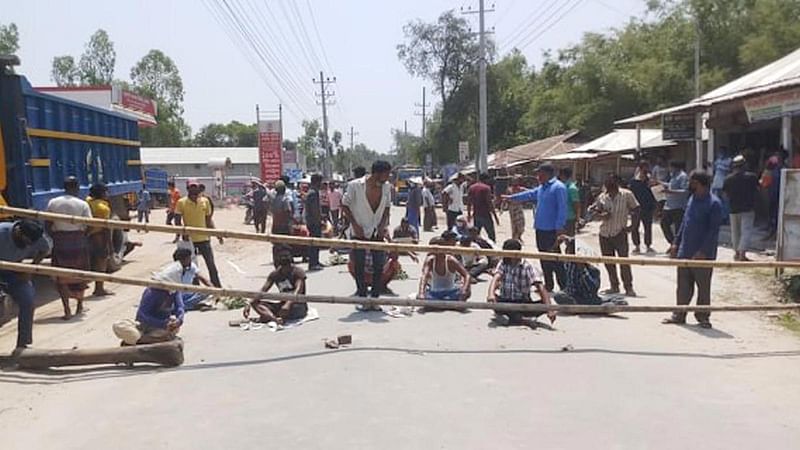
[11,339,184,369]
[1,261,799,315]
[2,205,799,269]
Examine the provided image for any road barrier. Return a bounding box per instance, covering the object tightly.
[2,205,799,270]
[1,260,799,314]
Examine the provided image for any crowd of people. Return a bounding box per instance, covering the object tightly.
[1,147,783,350]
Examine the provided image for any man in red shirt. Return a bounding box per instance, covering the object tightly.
[467,173,500,242]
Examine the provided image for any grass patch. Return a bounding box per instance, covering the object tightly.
[776,313,800,337]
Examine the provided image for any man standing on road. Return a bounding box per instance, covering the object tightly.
[588,173,640,297]
[0,220,51,349]
[166,180,182,243]
[504,163,568,292]
[269,180,294,264]
[406,178,423,232]
[663,170,723,329]
[305,174,324,271]
[628,161,657,254]
[176,179,223,287]
[723,155,759,261]
[46,176,92,319]
[422,180,437,232]
[251,180,268,234]
[660,161,689,248]
[329,182,343,231]
[467,172,500,242]
[342,160,392,302]
[558,168,581,254]
[137,183,152,226]
[442,173,466,230]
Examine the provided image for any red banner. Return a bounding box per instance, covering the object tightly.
[258,119,282,183]
[120,90,157,116]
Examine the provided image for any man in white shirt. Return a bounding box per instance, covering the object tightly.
[442,173,466,230]
[46,176,93,319]
[342,160,393,302]
[422,181,437,231]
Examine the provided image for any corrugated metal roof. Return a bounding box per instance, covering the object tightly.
[545,151,600,161]
[616,46,800,125]
[141,147,259,165]
[489,130,584,169]
[572,129,676,153]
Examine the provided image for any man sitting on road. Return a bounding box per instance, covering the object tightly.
[172,248,213,311]
[451,215,470,238]
[114,265,186,345]
[244,246,308,324]
[487,239,556,327]
[417,236,471,303]
[0,220,51,350]
[458,236,490,283]
[551,236,604,306]
[467,226,499,270]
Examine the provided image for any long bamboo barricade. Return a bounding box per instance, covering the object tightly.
[2,205,799,270]
[2,261,799,314]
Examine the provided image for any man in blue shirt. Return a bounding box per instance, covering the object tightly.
[0,220,52,349]
[663,170,723,329]
[504,163,568,291]
[660,161,689,247]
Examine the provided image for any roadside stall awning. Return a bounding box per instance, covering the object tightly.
[572,129,676,153]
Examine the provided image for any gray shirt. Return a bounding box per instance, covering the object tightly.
[0,222,52,263]
[664,171,689,211]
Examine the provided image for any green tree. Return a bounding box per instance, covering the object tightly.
[193,121,258,147]
[51,56,80,87]
[0,22,19,55]
[78,29,116,85]
[297,120,322,170]
[131,49,189,146]
[397,10,483,107]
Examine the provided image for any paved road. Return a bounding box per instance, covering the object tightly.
[1,205,799,449]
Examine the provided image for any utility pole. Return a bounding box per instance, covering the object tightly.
[348,126,359,176]
[414,86,431,163]
[464,2,493,174]
[694,14,703,170]
[313,71,336,178]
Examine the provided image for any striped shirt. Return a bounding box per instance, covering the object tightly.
[593,189,639,238]
[495,259,542,302]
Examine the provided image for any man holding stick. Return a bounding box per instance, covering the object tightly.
[342,160,392,304]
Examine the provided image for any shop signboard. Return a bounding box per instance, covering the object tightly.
[661,113,696,141]
[258,119,282,183]
[744,88,800,123]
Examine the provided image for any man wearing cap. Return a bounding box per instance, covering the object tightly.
[176,179,223,287]
[503,163,568,292]
[723,155,759,261]
[46,176,93,319]
[0,220,52,349]
[442,173,466,230]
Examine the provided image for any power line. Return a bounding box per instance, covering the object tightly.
[274,0,322,77]
[287,0,326,72]
[500,0,559,51]
[515,0,585,51]
[493,0,519,27]
[243,0,316,79]
[202,0,306,122]
[304,0,334,74]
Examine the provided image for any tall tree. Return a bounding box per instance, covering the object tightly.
[193,121,257,147]
[397,10,482,107]
[130,49,189,146]
[51,56,80,87]
[78,29,116,85]
[0,22,19,55]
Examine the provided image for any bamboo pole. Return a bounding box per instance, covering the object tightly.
[2,205,800,269]
[1,261,798,314]
[12,339,184,369]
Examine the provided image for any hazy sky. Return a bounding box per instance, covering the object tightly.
[4,0,648,152]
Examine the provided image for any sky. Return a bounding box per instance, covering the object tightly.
[3,0,648,153]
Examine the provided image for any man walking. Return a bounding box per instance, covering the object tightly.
[663,170,723,329]
[442,173,466,230]
[628,161,657,254]
[504,163,567,292]
[0,220,51,349]
[176,179,223,287]
[588,174,640,297]
[406,178,423,232]
[422,180,437,232]
[467,172,499,242]
[558,168,581,254]
[660,161,689,248]
[46,176,92,319]
[723,155,759,261]
[137,183,152,226]
[342,160,392,302]
[251,180,268,234]
[305,174,324,271]
[166,180,182,243]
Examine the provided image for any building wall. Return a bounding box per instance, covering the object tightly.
[143,163,261,178]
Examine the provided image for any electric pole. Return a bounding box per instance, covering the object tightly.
[464,2,493,174]
[414,86,431,164]
[313,71,336,178]
[694,13,703,170]
[348,126,359,176]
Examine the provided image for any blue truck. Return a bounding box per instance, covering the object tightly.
[0,56,143,218]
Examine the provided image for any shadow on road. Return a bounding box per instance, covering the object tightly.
[3,346,800,386]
